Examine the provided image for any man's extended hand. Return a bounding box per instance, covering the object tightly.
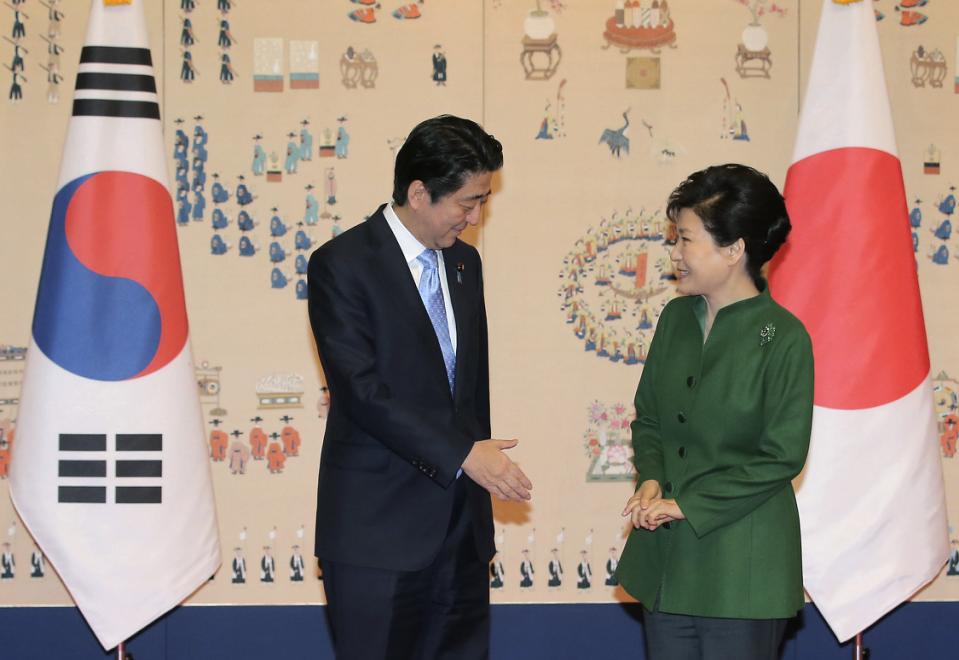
[462,439,532,502]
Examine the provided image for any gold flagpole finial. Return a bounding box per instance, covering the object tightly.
[104,0,133,6]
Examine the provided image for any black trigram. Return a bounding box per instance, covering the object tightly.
[58,433,163,504]
[72,46,160,120]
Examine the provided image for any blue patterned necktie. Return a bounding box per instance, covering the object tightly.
[416,249,456,394]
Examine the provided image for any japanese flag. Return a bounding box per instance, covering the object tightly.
[768,0,948,642]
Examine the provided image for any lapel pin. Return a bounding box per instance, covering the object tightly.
[456,262,464,284]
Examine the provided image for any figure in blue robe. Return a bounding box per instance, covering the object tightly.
[252,141,266,176]
[270,213,287,237]
[218,20,233,49]
[909,206,922,228]
[180,17,195,47]
[174,129,189,163]
[938,194,955,216]
[236,182,254,206]
[304,189,319,225]
[177,192,192,225]
[638,309,653,330]
[300,126,313,161]
[931,244,949,265]
[271,268,288,289]
[192,160,206,190]
[269,242,287,263]
[335,126,350,159]
[933,219,952,241]
[431,48,447,86]
[238,236,256,256]
[211,208,229,230]
[237,210,255,232]
[285,138,299,174]
[295,254,308,275]
[219,53,234,83]
[180,50,196,82]
[295,279,308,300]
[211,179,229,204]
[535,117,552,140]
[211,234,228,255]
[175,164,189,193]
[192,125,208,162]
[295,230,312,251]
[192,189,206,221]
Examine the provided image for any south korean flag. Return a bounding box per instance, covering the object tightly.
[10,0,220,650]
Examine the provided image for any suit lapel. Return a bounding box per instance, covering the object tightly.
[443,242,473,402]
[366,209,452,395]
[366,209,426,322]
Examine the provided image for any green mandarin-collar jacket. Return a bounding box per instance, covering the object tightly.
[616,285,814,619]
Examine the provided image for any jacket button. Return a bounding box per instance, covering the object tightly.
[664,481,673,494]
[678,446,686,458]
[662,522,671,530]
[686,376,696,388]
[677,412,686,423]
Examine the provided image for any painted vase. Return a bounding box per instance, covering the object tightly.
[524,10,555,41]
[742,23,768,52]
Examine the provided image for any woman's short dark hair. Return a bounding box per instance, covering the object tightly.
[666,163,791,287]
[393,115,503,205]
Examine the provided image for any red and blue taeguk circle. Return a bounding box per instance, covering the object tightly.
[32,171,188,381]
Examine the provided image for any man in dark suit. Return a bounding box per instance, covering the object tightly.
[308,115,532,660]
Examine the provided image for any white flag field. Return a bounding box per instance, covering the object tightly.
[768,0,949,643]
[9,0,219,650]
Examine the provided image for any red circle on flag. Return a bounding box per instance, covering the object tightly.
[769,148,929,410]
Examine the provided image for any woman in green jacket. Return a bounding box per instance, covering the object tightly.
[617,164,814,660]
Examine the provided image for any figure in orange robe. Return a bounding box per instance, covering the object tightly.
[281,426,301,456]
[209,429,228,461]
[0,443,10,479]
[0,422,13,479]
[941,414,959,458]
[249,427,268,460]
[267,442,286,473]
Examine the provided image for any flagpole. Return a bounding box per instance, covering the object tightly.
[116,641,124,659]
[853,632,868,660]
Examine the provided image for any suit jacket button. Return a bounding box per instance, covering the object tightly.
[662,522,671,530]
[678,446,686,458]
[664,481,673,494]
[686,376,696,388]
[677,412,686,423]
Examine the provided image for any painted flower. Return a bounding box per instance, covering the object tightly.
[607,445,629,465]
[588,401,607,424]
